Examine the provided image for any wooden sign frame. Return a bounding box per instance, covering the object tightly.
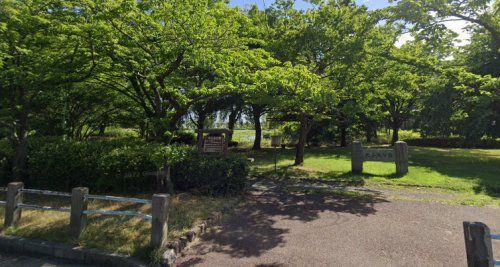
[197,129,232,154]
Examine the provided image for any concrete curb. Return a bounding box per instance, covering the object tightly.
[0,235,146,266]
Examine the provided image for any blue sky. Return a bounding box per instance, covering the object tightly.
[229,0,393,10]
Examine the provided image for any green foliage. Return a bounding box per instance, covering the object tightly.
[405,137,500,149]
[24,140,171,192]
[1,138,248,196]
[171,131,197,146]
[171,153,249,196]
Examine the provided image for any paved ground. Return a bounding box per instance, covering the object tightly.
[176,181,500,267]
[0,251,92,267]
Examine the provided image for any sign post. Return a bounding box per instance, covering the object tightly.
[271,136,282,173]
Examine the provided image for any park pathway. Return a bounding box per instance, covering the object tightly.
[176,180,500,266]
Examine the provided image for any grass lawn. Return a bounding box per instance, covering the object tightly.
[0,193,237,261]
[246,146,500,206]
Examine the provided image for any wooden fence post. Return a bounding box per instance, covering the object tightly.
[70,187,89,238]
[463,221,494,267]
[151,194,170,248]
[351,141,363,173]
[4,182,24,227]
[394,141,409,175]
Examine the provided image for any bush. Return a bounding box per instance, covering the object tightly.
[0,139,13,182]
[24,139,181,193]
[405,137,500,148]
[171,131,196,145]
[1,138,248,196]
[171,153,249,196]
[228,141,239,147]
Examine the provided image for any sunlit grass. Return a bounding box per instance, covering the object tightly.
[248,146,500,206]
[0,192,236,260]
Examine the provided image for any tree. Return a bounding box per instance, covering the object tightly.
[0,0,98,179]
[94,0,245,143]
[374,42,436,144]
[390,0,499,58]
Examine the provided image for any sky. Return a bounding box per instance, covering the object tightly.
[229,0,471,46]
[229,0,392,11]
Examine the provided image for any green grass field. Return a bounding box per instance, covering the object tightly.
[246,146,500,206]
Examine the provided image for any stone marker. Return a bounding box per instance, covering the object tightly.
[70,187,89,238]
[4,182,24,227]
[151,194,170,248]
[351,141,363,173]
[351,141,409,175]
[395,141,409,175]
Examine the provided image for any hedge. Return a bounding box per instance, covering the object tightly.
[0,138,248,196]
[405,137,500,148]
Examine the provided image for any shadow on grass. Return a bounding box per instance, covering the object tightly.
[188,182,388,259]
[250,146,500,198]
[408,147,500,197]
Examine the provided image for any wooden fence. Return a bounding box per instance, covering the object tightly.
[0,182,169,248]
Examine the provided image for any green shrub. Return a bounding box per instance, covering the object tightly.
[1,137,248,196]
[0,139,13,182]
[26,139,165,192]
[171,131,196,145]
[405,137,500,148]
[171,153,249,196]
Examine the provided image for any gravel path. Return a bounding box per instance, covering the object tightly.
[176,181,500,266]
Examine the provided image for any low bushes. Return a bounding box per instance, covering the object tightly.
[0,138,248,196]
[171,153,249,196]
[405,137,500,148]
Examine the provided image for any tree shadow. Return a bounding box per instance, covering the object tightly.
[188,181,388,259]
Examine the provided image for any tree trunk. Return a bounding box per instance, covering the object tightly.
[196,112,207,144]
[295,114,313,165]
[227,108,239,142]
[391,123,400,145]
[252,105,263,150]
[365,123,377,143]
[340,125,348,147]
[98,124,106,136]
[11,112,29,181]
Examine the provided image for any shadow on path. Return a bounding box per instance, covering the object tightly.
[186,181,388,260]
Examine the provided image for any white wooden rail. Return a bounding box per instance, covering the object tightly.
[1,182,170,249]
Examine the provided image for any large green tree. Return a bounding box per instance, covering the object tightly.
[0,0,99,179]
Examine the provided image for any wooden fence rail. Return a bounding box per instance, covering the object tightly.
[0,182,169,249]
[463,221,500,267]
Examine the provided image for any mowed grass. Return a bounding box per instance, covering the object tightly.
[247,146,500,206]
[0,193,236,260]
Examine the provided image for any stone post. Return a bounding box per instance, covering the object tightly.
[463,221,494,267]
[4,182,24,227]
[394,141,409,175]
[351,141,363,173]
[151,194,170,248]
[70,187,89,238]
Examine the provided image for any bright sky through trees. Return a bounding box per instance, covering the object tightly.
[230,0,471,46]
[229,0,392,10]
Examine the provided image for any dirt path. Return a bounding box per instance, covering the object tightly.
[176,181,500,266]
